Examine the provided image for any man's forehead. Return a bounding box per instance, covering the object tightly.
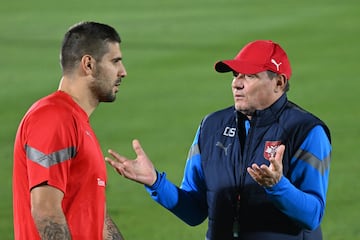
[104,42,122,58]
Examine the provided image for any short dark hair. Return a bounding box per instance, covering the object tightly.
[267,70,290,92]
[60,21,121,73]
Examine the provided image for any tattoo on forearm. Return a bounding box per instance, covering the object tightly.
[104,215,124,240]
[36,218,71,240]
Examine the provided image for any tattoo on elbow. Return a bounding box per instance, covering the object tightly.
[36,218,71,240]
[105,216,124,240]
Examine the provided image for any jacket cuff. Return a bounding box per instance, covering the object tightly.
[145,170,163,190]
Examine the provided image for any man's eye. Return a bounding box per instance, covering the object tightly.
[245,74,256,79]
[232,71,239,77]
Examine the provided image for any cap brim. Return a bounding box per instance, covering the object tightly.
[214,61,233,73]
[215,60,267,74]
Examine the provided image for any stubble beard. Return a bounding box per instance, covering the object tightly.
[91,68,117,103]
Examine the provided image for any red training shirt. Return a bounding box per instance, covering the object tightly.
[13,90,107,239]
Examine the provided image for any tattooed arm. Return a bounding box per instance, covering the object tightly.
[103,212,125,240]
[31,184,71,239]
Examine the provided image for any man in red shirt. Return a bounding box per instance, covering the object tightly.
[13,21,127,239]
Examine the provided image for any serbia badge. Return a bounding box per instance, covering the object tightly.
[263,141,282,160]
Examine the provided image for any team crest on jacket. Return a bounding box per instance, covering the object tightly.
[263,141,282,160]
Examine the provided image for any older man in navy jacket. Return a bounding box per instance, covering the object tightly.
[106,40,331,240]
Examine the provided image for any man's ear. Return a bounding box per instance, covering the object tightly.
[81,55,94,74]
[274,74,287,93]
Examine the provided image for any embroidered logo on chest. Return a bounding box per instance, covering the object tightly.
[216,141,232,156]
[263,141,282,160]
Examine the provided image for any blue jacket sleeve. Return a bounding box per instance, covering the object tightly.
[265,125,332,230]
[144,127,208,226]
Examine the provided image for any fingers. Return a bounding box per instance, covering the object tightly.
[105,140,142,177]
[106,139,146,163]
[106,149,127,164]
[247,164,265,185]
[247,163,260,174]
[275,145,285,161]
[132,139,146,157]
[247,164,275,187]
[247,145,285,187]
[105,157,124,176]
[247,164,263,180]
[268,144,285,172]
[105,140,152,182]
[105,148,130,176]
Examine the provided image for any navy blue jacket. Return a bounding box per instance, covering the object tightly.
[146,94,331,240]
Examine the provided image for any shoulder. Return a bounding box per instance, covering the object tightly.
[281,101,331,144]
[302,125,332,151]
[201,106,235,126]
[283,101,329,130]
[24,93,77,128]
[284,101,322,122]
[19,93,82,150]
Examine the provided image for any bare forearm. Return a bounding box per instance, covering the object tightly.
[33,214,71,239]
[103,214,124,240]
[31,185,71,239]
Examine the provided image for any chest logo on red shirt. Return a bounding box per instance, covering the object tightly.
[97,178,106,187]
[263,141,281,160]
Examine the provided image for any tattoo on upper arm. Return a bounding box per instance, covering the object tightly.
[104,215,124,240]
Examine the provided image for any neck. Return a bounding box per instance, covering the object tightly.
[58,77,98,117]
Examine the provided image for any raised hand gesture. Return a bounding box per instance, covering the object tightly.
[105,139,157,186]
[247,145,285,187]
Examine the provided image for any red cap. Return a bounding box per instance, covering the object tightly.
[214,40,292,80]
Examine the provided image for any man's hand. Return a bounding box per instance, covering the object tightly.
[247,145,285,187]
[105,139,157,186]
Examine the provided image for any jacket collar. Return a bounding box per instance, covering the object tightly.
[235,94,288,127]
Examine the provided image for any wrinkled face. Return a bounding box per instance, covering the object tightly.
[231,71,279,117]
[90,42,127,102]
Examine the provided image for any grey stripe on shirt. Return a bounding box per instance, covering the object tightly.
[293,148,330,175]
[25,144,76,168]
